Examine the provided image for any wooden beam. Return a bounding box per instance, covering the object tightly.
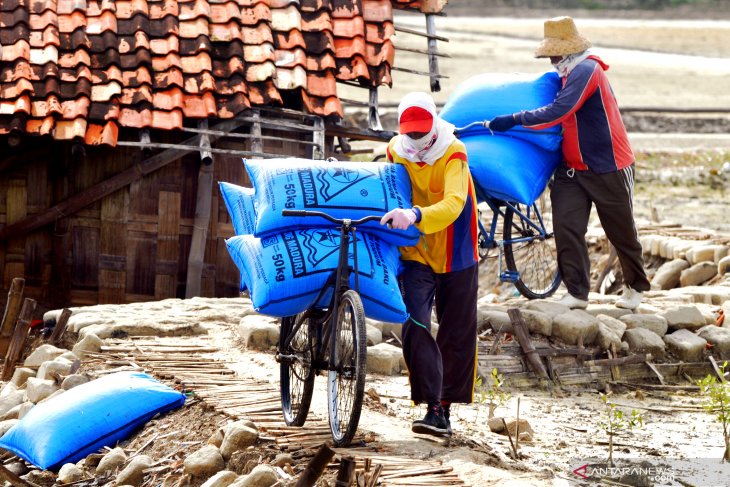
[394,25,449,42]
[425,14,441,92]
[0,118,248,242]
[325,125,396,143]
[1,298,36,381]
[507,308,550,380]
[0,277,25,357]
[295,444,335,487]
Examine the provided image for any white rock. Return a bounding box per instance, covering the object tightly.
[524,301,570,319]
[623,328,665,359]
[202,471,239,487]
[365,324,382,346]
[661,306,707,331]
[651,259,690,290]
[367,343,404,375]
[184,444,225,477]
[698,326,730,358]
[551,310,599,346]
[0,419,19,436]
[585,304,633,320]
[230,465,278,487]
[36,357,75,382]
[664,329,707,362]
[23,344,66,367]
[220,422,259,460]
[0,389,25,417]
[10,368,35,388]
[116,454,154,486]
[17,401,33,419]
[620,314,669,337]
[680,262,718,287]
[72,333,104,358]
[96,447,127,476]
[236,315,280,350]
[595,315,627,351]
[24,377,59,403]
[520,309,552,337]
[686,245,725,265]
[62,374,90,390]
[719,255,730,275]
[478,309,512,334]
[58,463,85,484]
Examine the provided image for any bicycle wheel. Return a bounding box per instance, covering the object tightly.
[279,313,315,426]
[503,185,561,299]
[327,289,367,447]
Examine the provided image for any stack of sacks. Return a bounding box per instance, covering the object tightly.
[220,158,420,324]
[440,71,563,205]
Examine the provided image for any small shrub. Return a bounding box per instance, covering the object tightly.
[598,392,644,466]
[697,361,730,462]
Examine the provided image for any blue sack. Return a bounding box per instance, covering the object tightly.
[219,182,257,235]
[0,372,185,471]
[226,230,406,323]
[461,134,561,205]
[244,158,420,247]
[440,71,563,152]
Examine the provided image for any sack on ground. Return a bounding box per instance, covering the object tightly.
[244,158,419,247]
[440,71,563,152]
[226,231,406,323]
[0,372,185,471]
[462,134,561,205]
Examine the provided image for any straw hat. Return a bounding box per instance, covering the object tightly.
[534,16,592,58]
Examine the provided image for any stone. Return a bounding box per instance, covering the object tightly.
[116,454,154,486]
[667,286,730,305]
[698,326,730,359]
[17,401,33,419]
[21,470,57,486]
[184,445,225,477]
[686,245,725,265]
[202,471,239,487]
[623,328,665,359]
[96,447,127,476]
[664,329,706,362]
[25,377,59,403]
[5,461,28,477]
[551,310,599,346]
[220,422,259,460]
[0,403,22,420]
[10,368,35,388]
[661,306,707,331]
[273,453,294,467]
[478,309,512,334]
[380,322,402,341]
[364,324,382,346]
[680,262,717,287]
[39,388,65,404]
[229,464,278,487]
[651,259,690,290]
[367,343,404,375]
[23,344,66,367]
[595,315,627,351]
[36,357,75,382]
[0,419,19,436]
[584,305,633,320]
[0,389,25,417]
[208,429,224,448]
[58,463,85,484]
[72,333,104,358]
[719,255,730,275]
[236,316,280,350]
[524,301,570,319]
[620,314,669,337]
[62,374,90,390]
[520,309,552,337]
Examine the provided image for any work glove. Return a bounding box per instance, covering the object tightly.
[381,208,417,230]
[489,114,518,132]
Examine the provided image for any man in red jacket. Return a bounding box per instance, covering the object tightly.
[489,16,650,310]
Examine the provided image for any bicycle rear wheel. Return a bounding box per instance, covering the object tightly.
[279,313,315,426]
[327,290,367,447]
[503,185,561,299]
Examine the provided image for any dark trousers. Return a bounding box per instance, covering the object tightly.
[551,164,650,300]
[399,261,478,405]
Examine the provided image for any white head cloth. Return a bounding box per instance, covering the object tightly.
[392,92,456,165]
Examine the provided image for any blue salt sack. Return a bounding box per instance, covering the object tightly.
[440,71,563,152]
[0,372,185,471]
[244,158,419,247]
[226,230,406,323]
[219,182,257,235]
[462,134,561,205]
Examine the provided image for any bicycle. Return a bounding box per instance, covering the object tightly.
[276,209,381,446]
[455,121,561,299]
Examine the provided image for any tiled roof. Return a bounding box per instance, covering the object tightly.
[0,0,443,146]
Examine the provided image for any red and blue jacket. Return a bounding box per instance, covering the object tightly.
[516,56,634,174]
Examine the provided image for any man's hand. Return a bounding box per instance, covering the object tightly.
[381,208,417,230]
[489,114,517,132]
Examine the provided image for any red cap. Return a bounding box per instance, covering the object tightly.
[399,106,433,134]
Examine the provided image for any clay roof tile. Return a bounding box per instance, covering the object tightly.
[209,21,243,43]
[153,68,184,90]
[184,71,216,93]
[273,30,305,50]
[57,11,87,32]
[179,18,210,39]
[273,66,307,90]
[182,91,217,118]
[151,109,183,130]
[240,3,271,26]
[210,2,241,23]
[150,36,180,56]
[300,0,332,12]
[215,92,249,118]
[57,0,87,15]
[85,121,118,146]
[1,23,31,47]
[54,118,88,140]
[150,87,184,111]
[332,17,364,38]
[1,78,34,99]
[29,10,58,31]
[29,45,59,66]
[241,23,273,45]
[362,0,392,22]
[301,91,342,117]
[90,81,122,102]
[243,43,275,64]
[305,70,337,98]
[59,49,91,69]
[332,0,361,19]
[247,80,282,106]
[305,52,336,71]
[122,66,153,87]
[301,10,332,32]
[245,62,276,83]
[180,52,213,74]
[270,5,301,32]
[25,116,55,135]
[86,10,117,34]
[179,0,211,21]
[365,20,394,43]
[275,48,306,68]
[149,0,178,19]
[60,96,90,119]
[1,40,31,63]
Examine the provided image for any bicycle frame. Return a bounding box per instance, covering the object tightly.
[479,195,552,250]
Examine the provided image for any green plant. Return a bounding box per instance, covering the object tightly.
[476,368,511,420]
[697,361,730,462]
[598,393,644,466]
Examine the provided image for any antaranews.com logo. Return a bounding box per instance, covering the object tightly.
[569,458,730,486]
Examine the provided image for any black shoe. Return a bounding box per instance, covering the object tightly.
[412,405,449,437]
[443,407,453,436]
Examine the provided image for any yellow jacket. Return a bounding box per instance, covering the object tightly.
[387,137,479,273]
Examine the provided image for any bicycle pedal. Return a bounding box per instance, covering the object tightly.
[499,270,520,283]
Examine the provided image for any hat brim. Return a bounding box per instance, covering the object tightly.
[534,37,592,58]
[399,118,433,134]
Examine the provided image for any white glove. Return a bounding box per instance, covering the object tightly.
[381,208,417,230]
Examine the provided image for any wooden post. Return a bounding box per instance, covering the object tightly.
[0,277,25,357]
[295,444,335,487]
[507,308,550,380]
[185,129,215,298]
[1,298,36,381]
[0,463,38,487]
[335,456,356,487]
[312,116,325,160]
[48,308,72,345]
[425,14,441,92]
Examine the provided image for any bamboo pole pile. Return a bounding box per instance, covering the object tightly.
[333,451,468,487]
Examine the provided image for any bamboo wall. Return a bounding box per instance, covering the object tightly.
[0,126,311,314]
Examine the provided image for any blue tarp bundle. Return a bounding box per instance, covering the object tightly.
[0,372,186,471]
[440,71,563,204]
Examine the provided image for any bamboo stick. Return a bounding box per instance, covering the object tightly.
[1,298,36,381]
[0,278,25,357]
[48,308,71,345]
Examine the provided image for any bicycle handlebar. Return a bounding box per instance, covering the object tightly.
[454,120,489,135]
[282,209,384,227]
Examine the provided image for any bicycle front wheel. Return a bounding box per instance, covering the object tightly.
[327,290,367,447]
[503,186,561,299]
[279,313,315,426]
